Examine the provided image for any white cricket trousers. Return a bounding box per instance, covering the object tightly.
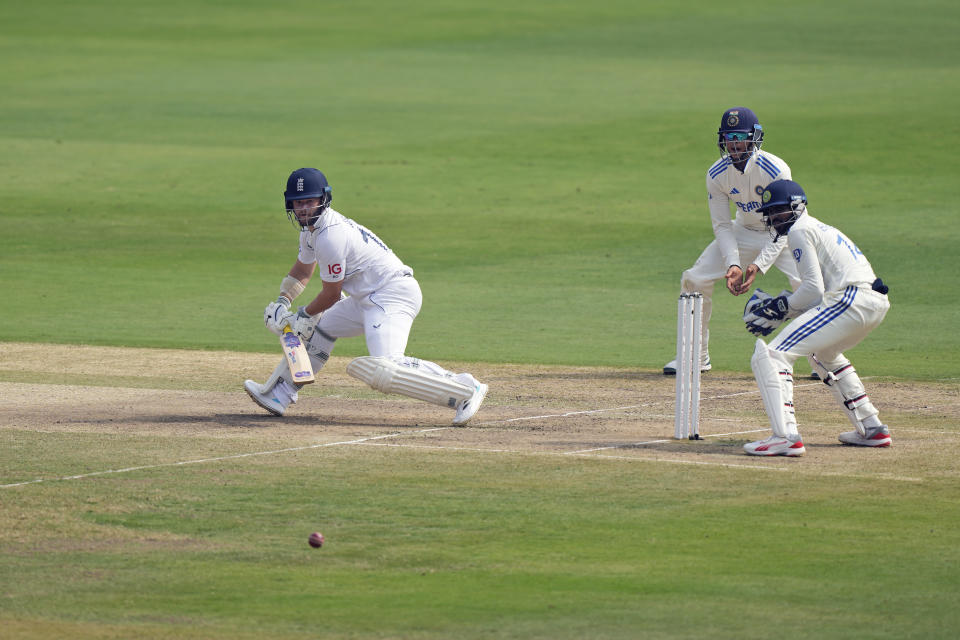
[767,286,890,371]
[316,275,422,357]
[682,224,801,355]
[305,275,461,382]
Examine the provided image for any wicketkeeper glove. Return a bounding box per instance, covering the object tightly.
[742,289,790,336]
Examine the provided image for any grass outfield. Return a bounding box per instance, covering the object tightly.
[1,344,959,639]
[1,1,959,376]
[2,1,959,638]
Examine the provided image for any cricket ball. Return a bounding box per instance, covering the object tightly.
[308,532,324,548]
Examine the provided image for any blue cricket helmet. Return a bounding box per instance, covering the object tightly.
[758,179,807,239]
[284,168,332,228]
[716,107,764,159]
[758,179,807,213]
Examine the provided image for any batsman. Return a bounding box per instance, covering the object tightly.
[244,168,488,425]
[741,179,891,456]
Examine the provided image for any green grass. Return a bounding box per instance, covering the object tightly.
[2,1,960,635]
[1,0,958,376]
[3,441,958,640]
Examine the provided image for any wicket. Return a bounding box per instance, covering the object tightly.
[674,293,703,440]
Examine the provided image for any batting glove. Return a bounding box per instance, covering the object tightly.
[264,299,294,337]
[291,306,321,340]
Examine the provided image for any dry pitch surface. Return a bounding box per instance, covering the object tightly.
[1,343,957,487]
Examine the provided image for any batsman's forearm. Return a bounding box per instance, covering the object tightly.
[304,286,342,316]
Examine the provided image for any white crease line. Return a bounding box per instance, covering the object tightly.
[473,383,824,428]
[0,378,922,488]
[0,427,449,489]
[490,405,645,423]
[358,440,924,482]
[358,440,789,472]
[565,428,771,454]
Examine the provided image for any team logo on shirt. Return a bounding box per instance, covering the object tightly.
[793,249,802,262]
[727,112,740,127]
[755,185,765,196]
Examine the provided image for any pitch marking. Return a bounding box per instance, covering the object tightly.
[0,427,448,489]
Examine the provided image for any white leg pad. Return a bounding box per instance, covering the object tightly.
[260,358,292,394]
[750,339,796,438]
[346,356,473,409]
[822,363,879,435]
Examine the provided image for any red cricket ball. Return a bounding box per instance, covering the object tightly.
[308,532,324,548]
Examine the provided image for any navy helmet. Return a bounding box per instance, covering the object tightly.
[284,168,332,229]
[717,107,764,163]
[758,179,807,239]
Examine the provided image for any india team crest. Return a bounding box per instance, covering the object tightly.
[762,189,772,203]
[727,111,740,127]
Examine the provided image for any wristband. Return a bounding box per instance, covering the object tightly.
[280,275,306,302]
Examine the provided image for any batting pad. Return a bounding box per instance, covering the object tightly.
[346,356,473,408]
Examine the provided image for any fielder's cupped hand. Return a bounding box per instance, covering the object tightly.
[264,301,294,336]
[724,265,743,295]
[726,264,760,296]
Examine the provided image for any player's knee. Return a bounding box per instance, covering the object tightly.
[753,339,793,370]
[681,271,711,294]
[814,353,848,373]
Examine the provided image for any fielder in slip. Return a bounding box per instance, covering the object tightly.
[741,179,891,457]
[244,168,488,425]
[664,107,805,376]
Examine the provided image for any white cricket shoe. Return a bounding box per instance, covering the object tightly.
[663,355,711,376]
[743,434,806,457]
[838,425,892,447]
[244,379,298,417]
[452,376,488,426]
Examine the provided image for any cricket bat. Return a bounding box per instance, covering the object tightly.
[281,326,315,384]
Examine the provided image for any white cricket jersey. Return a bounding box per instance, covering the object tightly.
[784,213,879,313]
[706,150,791,272]
[298,208,413,299]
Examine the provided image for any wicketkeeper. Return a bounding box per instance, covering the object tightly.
[741,179,891,456]
[244,168,488,425]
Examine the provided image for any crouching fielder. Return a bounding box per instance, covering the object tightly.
[244,168,488,426]
[741,179,891,456]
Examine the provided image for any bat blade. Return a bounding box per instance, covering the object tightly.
[281,327,315,384]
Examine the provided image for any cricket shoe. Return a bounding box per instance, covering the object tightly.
[838,425,892,447]
[452,375,488,426]
[663,356,711,376]
[244,378,298,417]
[743,434,806,457]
